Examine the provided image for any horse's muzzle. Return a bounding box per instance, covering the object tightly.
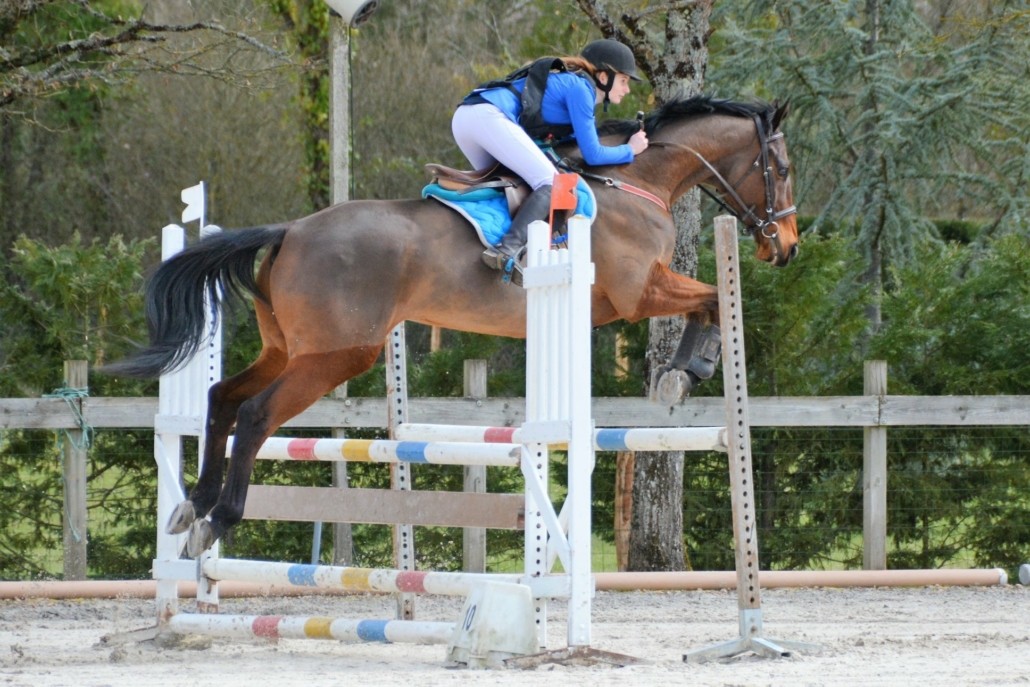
[767,241,798,267]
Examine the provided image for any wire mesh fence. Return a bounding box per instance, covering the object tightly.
[1,425,1027,581]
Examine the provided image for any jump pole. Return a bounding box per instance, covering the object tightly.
[394,424,727,452]
[682,215,822,662]
[167,614,454,644]
[0,566,1006,601]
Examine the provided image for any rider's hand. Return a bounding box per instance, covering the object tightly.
[629,130,649,155]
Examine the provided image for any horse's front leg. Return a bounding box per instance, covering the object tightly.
[649,312,724,404]
[624,263,723,404]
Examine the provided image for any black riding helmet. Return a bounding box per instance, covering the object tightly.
[581,39,642,111]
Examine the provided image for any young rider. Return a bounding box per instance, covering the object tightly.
[452,39,648,283]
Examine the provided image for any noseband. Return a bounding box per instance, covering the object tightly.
[653,115,796,239]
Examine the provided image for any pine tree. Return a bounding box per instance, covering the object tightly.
[709,0,1030,326]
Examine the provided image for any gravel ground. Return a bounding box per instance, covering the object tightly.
[1,585,1028,686]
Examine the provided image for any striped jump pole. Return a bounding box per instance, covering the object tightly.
[226,436,520,467]
[167,614,453,644]
[201,558,520,597]
[394,424,728,453]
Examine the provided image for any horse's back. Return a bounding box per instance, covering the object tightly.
[266,198,527,352]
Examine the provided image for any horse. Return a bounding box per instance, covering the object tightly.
[105,96,798,557]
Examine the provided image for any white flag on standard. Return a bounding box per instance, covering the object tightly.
[181,182,205,224]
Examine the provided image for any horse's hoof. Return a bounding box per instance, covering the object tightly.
[166,501,196,535]
[650,366,693,405]
[648,364,671,403]
[186,519,216,558]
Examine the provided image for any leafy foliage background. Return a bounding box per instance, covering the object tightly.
[1,0,1028,580]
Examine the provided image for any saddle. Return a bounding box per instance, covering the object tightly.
[424,162,530,217]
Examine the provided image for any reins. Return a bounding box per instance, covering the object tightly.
[555,113,796,237]
[553,157,669,212]
[649,114,796,238]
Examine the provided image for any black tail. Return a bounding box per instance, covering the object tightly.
[102,226,287,379]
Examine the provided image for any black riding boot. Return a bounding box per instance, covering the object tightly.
[482,185,552,286]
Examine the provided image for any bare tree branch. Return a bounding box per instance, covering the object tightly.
[1,0,291,109]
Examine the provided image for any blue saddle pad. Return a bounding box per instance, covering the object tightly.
[422,176,596,248]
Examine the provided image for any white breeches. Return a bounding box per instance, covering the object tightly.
[452,103,555,191]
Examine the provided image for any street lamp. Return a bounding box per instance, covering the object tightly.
[324,0,380,26]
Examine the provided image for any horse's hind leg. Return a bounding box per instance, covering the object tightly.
[166,346,288,535]
[186,345,382,557]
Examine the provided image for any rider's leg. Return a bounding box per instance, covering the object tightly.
[452,103,555,189]
[452,104,500,170]
[481,185,552,284]
[453,103,557,283]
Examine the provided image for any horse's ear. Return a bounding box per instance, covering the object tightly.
[772,98,791,130]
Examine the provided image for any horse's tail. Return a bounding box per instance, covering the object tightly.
[103,226,288,379]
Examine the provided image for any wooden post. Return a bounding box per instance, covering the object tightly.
[328,18,350,206]
[430,327,443,352]
[614,332,629,380]
[62,360,88,581]
[331,383,354,566]
[614,326,636,569]
[614,451,634,571]
[863,360,888,570]
[462,359,488,573]
[328,18,353,568]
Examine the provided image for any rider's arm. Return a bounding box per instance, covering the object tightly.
[564,77,634,167]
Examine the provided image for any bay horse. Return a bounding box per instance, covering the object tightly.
[106,96,798,557]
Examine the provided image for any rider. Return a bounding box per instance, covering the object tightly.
[452,39,649,283]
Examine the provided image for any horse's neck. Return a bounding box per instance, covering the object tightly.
[631,117,751,206]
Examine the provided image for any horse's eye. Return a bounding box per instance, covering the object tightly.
[778,166,790,178]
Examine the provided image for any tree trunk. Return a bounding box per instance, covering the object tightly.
[631,190,702,572]
[862,0,884,331]
[0,114,16,253]
[577,0,713,572]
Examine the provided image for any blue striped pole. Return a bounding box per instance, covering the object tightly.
[394,424,727,452]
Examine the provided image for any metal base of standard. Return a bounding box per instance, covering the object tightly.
[505,646,646,669]
[683,608,821,663]
[98,625,160,647]
[683,635,822,663]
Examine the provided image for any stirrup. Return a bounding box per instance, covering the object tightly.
[502,257,524,287]
[482,246,525,286]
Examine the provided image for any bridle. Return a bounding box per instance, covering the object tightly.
[651,114,796,239]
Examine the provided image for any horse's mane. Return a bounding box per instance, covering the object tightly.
[595,95,776,139]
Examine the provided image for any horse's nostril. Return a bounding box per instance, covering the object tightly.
[788,243,799,261]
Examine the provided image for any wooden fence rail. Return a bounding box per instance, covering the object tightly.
[4,394,1028,430]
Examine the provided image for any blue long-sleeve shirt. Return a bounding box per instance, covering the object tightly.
[471,72,634,167]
